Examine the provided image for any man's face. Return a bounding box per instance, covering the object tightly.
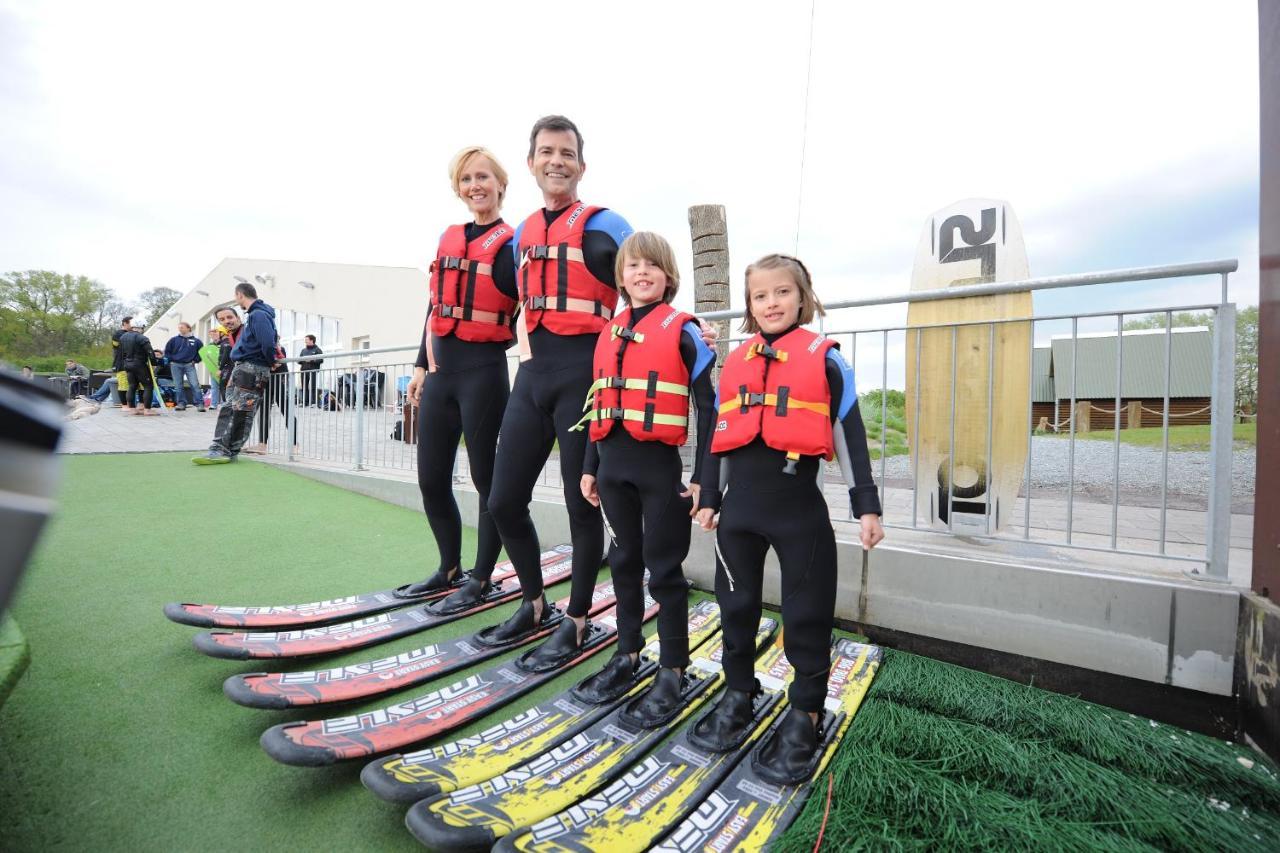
[234,290,252,310]
[178,323,191,335]
[121,319,132,331]
[528,129,584,200]
[65,360,74,369]
[217,310,241,331]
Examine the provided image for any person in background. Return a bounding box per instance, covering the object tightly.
[116,328,158,416]
[298,334,323,406]
[110,316,133,406]
[64,360,90,397]
[199,328,226,408]
[215,307,242,403]
[248,336,289,455]
[164,321,206,411]
[193,283,277,464]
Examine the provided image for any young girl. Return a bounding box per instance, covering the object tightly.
[693,253,884,782]
[575,232,717,724]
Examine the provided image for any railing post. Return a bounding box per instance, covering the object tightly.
[1206,289,1236,580]
[353,366,366,472]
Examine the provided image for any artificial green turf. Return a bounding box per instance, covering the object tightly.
[0,614,31,709]
[0,452,640,852]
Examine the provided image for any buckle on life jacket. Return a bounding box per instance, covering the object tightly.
[526,245,551,261]
[527,295,548,310]
[603,407,625,421]
[747,343,787,361]
[610,325,643,342]
[739,391,767,409]
[436,304,457,318]
[441,256,464,271]
[605,376,626,390]
[782,450,801,475]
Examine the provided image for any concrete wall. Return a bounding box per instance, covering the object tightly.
[1238,593,1280,761]
[266,459,1241,698]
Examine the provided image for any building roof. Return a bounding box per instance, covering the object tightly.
[1032,327,1211,401]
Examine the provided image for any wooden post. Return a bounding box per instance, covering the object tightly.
[1075,400,1091,433]
[689,205,731,368]
[1127,399,1142,430]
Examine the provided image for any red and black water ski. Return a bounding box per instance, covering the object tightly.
[191,550,575,661]
[261,601,652,767]
[224,581,621,709]
[361,601,723,805]
[164,546,567,629]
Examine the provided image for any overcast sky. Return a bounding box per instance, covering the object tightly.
[0,0,1260,374]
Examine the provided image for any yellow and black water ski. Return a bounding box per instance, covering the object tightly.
[652,638,882,853]
[361,601,723,805]
[495,634,794,852]
[405,618,780,852]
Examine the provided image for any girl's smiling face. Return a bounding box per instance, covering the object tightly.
[747,267,802,333]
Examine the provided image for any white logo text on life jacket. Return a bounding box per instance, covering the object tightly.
[565,204,588,228]
[808,337,823,353]
[716,420,728,431]
[661,309,679,329]
[480,226,509,251]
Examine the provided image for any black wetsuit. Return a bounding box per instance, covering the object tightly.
[486,207,630,619]
[413,220,518,582]
[582,302,718,669]
[118,331,155,407]
[712,325,882,713]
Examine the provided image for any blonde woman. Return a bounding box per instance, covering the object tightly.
[401,146,518,610]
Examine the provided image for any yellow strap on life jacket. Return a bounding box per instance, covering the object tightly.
[745,342,788,361]
[609,325,645,343]
[717,391,828,417]
[581,376,689,410]
[570,406,689,432]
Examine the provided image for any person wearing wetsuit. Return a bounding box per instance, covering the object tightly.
[400,146,519,610]
[693,254,885,784]
[111,316,133,408]
[573,232,718,722]
[117,328,159,416]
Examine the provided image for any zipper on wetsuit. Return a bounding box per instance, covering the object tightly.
[713,530,736,592]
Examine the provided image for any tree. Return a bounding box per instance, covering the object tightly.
[135,286,183,327]
[1124,308,1259,416]
[0,270,122,358]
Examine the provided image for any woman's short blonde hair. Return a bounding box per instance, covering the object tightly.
[740,253,826,333]
[615,232,681,305]
[448,146,508,205]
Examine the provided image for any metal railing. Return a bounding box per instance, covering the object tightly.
[259,259,1240,580]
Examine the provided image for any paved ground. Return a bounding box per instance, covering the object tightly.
[57,402,1255,585]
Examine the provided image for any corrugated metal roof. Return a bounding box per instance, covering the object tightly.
[1032,347,1054,403]
[1048,328,1211,399]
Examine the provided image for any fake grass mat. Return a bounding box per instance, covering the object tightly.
[1,453,1277,851]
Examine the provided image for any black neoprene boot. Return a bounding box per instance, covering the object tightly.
[689,680,760,752]
[398,567,460,598]
[572,652,639,705]
[753,707,821,786]
[517,616,583,671]
[623,667,684,728]
[429,576,491,615]
[476,595,551,647]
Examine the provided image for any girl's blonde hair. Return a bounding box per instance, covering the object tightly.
[448,146,508,206]
[740,253,826,333]
[615,232,681,305]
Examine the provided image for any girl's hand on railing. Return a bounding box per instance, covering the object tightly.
[696,318,719,348]
[580,474,600,507]
[860,514,885,551]
[407,367,426,405]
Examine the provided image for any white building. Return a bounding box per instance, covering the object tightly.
[144,258,428,369]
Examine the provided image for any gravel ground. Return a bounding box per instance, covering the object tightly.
[847,436,1255,509]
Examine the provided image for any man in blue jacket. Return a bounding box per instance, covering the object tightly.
[193,282,278,464]
[164,322,206,411]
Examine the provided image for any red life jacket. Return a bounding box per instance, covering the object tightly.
[428,222,517,343]
[582,303,693,446]
[517,203,617,337]
[712,327,836,463]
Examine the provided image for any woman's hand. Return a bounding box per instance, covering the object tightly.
[695,508,718,531]
[580,474,600,507]
[407,367,426,405]
[681,482,702,516]
[860,514,885,551]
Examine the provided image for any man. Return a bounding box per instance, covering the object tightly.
[109,316,133,406]
[482,116,716,676]
[116,327,159,415]
[298,334,323,406]
[164,322,206,411]
[193,284,277,464]
[64,360,90,398]
[214,307,242,403]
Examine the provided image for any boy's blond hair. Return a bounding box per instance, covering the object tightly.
[740,253,826,334]
[615,232,681,305]
[447,146,508,206]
